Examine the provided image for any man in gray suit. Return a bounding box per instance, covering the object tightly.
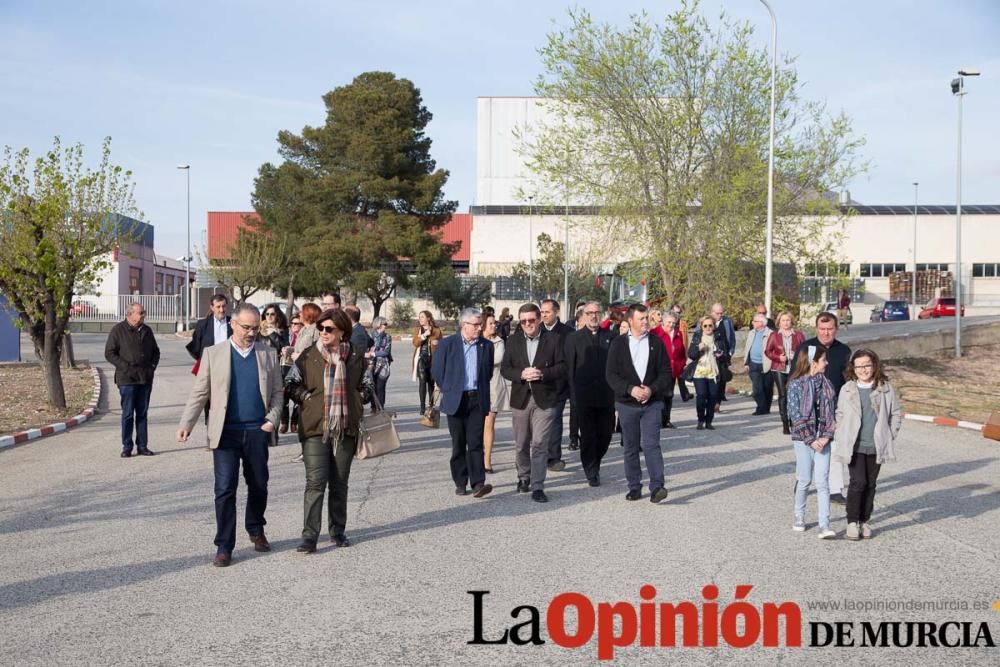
[176,303,285,567]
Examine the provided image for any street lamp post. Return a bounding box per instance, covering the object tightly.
[177,165,191,331]
[528,195,534,300]
[911,182,918,319]
[950,69,980,357]
[759,0,777,317]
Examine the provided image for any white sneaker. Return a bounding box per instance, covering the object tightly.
[817,525,836,539]
[792,515,806,532]
[292,453,304,463]
[861,522,873,538]
[846,522,860,541]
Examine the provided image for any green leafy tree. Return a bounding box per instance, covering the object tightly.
[198,223,291,307]
[252,71,458,317]
[520,2,866,315]
[418,269,492,321]
[510,232,606,305]
[0,137,141,408]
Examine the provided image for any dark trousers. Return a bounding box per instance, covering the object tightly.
[548,398,567,463]
[773,371,790,425]
[374,375,389,409]
[846,451,881,523]
[577,405,614,481]
[417,361,434,414]
[446,392,486,490]
[662,377,681,425]
[616,400,665,493]
[748,361,774,413]
[119,383,153,452]
[569,400,580,445]
[213,428,270,554]
[716,361,730,404]
[302,434,356,540]
[693,378,720,425]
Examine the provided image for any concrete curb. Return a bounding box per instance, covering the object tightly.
[0,366,102,449]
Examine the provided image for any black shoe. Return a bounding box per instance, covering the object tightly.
[681,393,693,402]
[568,440,580,451]
[588,475,601,487]
[136,448,156,456]
[531,490,549,503]
[651,487,669,504]
[831,493,847,505]
[120,450,132,458]
[664,422,676,429]
[696,423,705,430]
[705,424,715,430]
[782,425,791,435]
[455,487,468,496]
[295,539,317,553]
[332,533,352,548]
[547,459,566,472]
[625,490,642,501]
[516,479,530,493]
[484,467,494,474]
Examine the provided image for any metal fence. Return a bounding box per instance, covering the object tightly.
[70,294,181,323]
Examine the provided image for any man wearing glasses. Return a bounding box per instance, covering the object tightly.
[606,304,672,503]
[431,308,494,498]
[565,301,617,486]
[105,303,160,458]
[501,303,567,503]
[176,303,285,567]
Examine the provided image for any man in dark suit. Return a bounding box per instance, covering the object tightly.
[711,302,736,411]
[344,305,374,352]
[606,303,672,503]
[540,299,574,471]
[186,294,232,446]
[105,303,160,457]
[565,301,616,486]
[501,303,566,503]
[431,307,494,498]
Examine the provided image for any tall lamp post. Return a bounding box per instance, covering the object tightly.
[950,68,979,357]
[177,165,191,331]
[911,182,918,318]
[759,0,777,316]
[527,195,534,300]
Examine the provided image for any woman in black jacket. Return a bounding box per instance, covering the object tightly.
[261,304,291,436]
[687,316,731,430]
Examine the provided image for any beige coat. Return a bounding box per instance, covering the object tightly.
[833,381,902,465]
[178,340,285,449]
[741,326,774,373]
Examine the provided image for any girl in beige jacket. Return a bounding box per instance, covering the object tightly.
[833,349,902,541]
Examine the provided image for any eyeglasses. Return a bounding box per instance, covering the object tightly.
[291,321,302,326]
[265,312,276,318]
[854,364,873,370]
[318,325,339,334]
[519,317,537,324]
[584,310,600,315]
[235,322,260,332]
[462,321,482,328]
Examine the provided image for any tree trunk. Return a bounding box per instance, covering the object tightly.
[41,305,67,409]
[285,278,295,318]
[62,332,76,369]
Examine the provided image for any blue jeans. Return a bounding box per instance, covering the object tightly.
[616,400,665,493]
[213,428,270,554]
[119,383,153,453]
[692,378,719,425]
[794,440,831,527]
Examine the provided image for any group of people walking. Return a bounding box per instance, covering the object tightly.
[104,291,903,567]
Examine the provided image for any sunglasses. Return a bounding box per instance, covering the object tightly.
[235,322,260,332]
[519,317,538,324]
[318,325,339,334]
[702,324,714,329]
[265,312,276,317]
[291,321,302,326]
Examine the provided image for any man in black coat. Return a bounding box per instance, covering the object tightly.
[105,303,161,457]
[185,294,232,446]
[605,304,672,503]
[565,301,616,486]
[540,299,574,470]
[501,303,566,503]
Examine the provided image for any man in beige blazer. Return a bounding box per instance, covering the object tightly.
[177,303,284,567]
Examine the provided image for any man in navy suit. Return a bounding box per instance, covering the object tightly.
[431,307,494,498]
[606,303,672,503]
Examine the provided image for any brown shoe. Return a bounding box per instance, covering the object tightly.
[279,423,289,434]
[472,483,493,498]
[249,533,271,552]
[290,423,298,433]
[213,552,232,567]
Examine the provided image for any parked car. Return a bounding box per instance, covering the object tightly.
[823,301,853,326]
[869,300,910,322]
[69,299,98,317]
[918,297,965,319]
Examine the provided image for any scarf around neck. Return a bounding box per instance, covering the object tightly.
[317,340,351,441]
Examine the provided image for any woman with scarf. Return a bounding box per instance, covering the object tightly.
[787,345,838,539]
[286,308,367,553]
[687,315,728,430]
[764,311,806,435]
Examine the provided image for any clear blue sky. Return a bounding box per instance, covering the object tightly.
[1,0,997,258]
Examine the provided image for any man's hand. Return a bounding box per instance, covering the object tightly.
[811,437,828,452]
[630,385,651,403]
[521,367,542,381]
[261,422,275,433]
[176,428,189,442]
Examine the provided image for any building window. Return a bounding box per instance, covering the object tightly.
[155,272,164,295]
[805,262,850,278]
[916,263,950,271]
[166,275,176,295]
[859,263,906,278]
[129,267,142,294]
[973,263,998,278]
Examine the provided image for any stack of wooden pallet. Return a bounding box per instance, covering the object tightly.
[888,270,953,302]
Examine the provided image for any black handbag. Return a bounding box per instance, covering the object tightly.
[681,360,697,383]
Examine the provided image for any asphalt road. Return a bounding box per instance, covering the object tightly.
[1,332,998,665]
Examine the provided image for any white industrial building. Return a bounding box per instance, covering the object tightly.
[471,97,1000,312]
